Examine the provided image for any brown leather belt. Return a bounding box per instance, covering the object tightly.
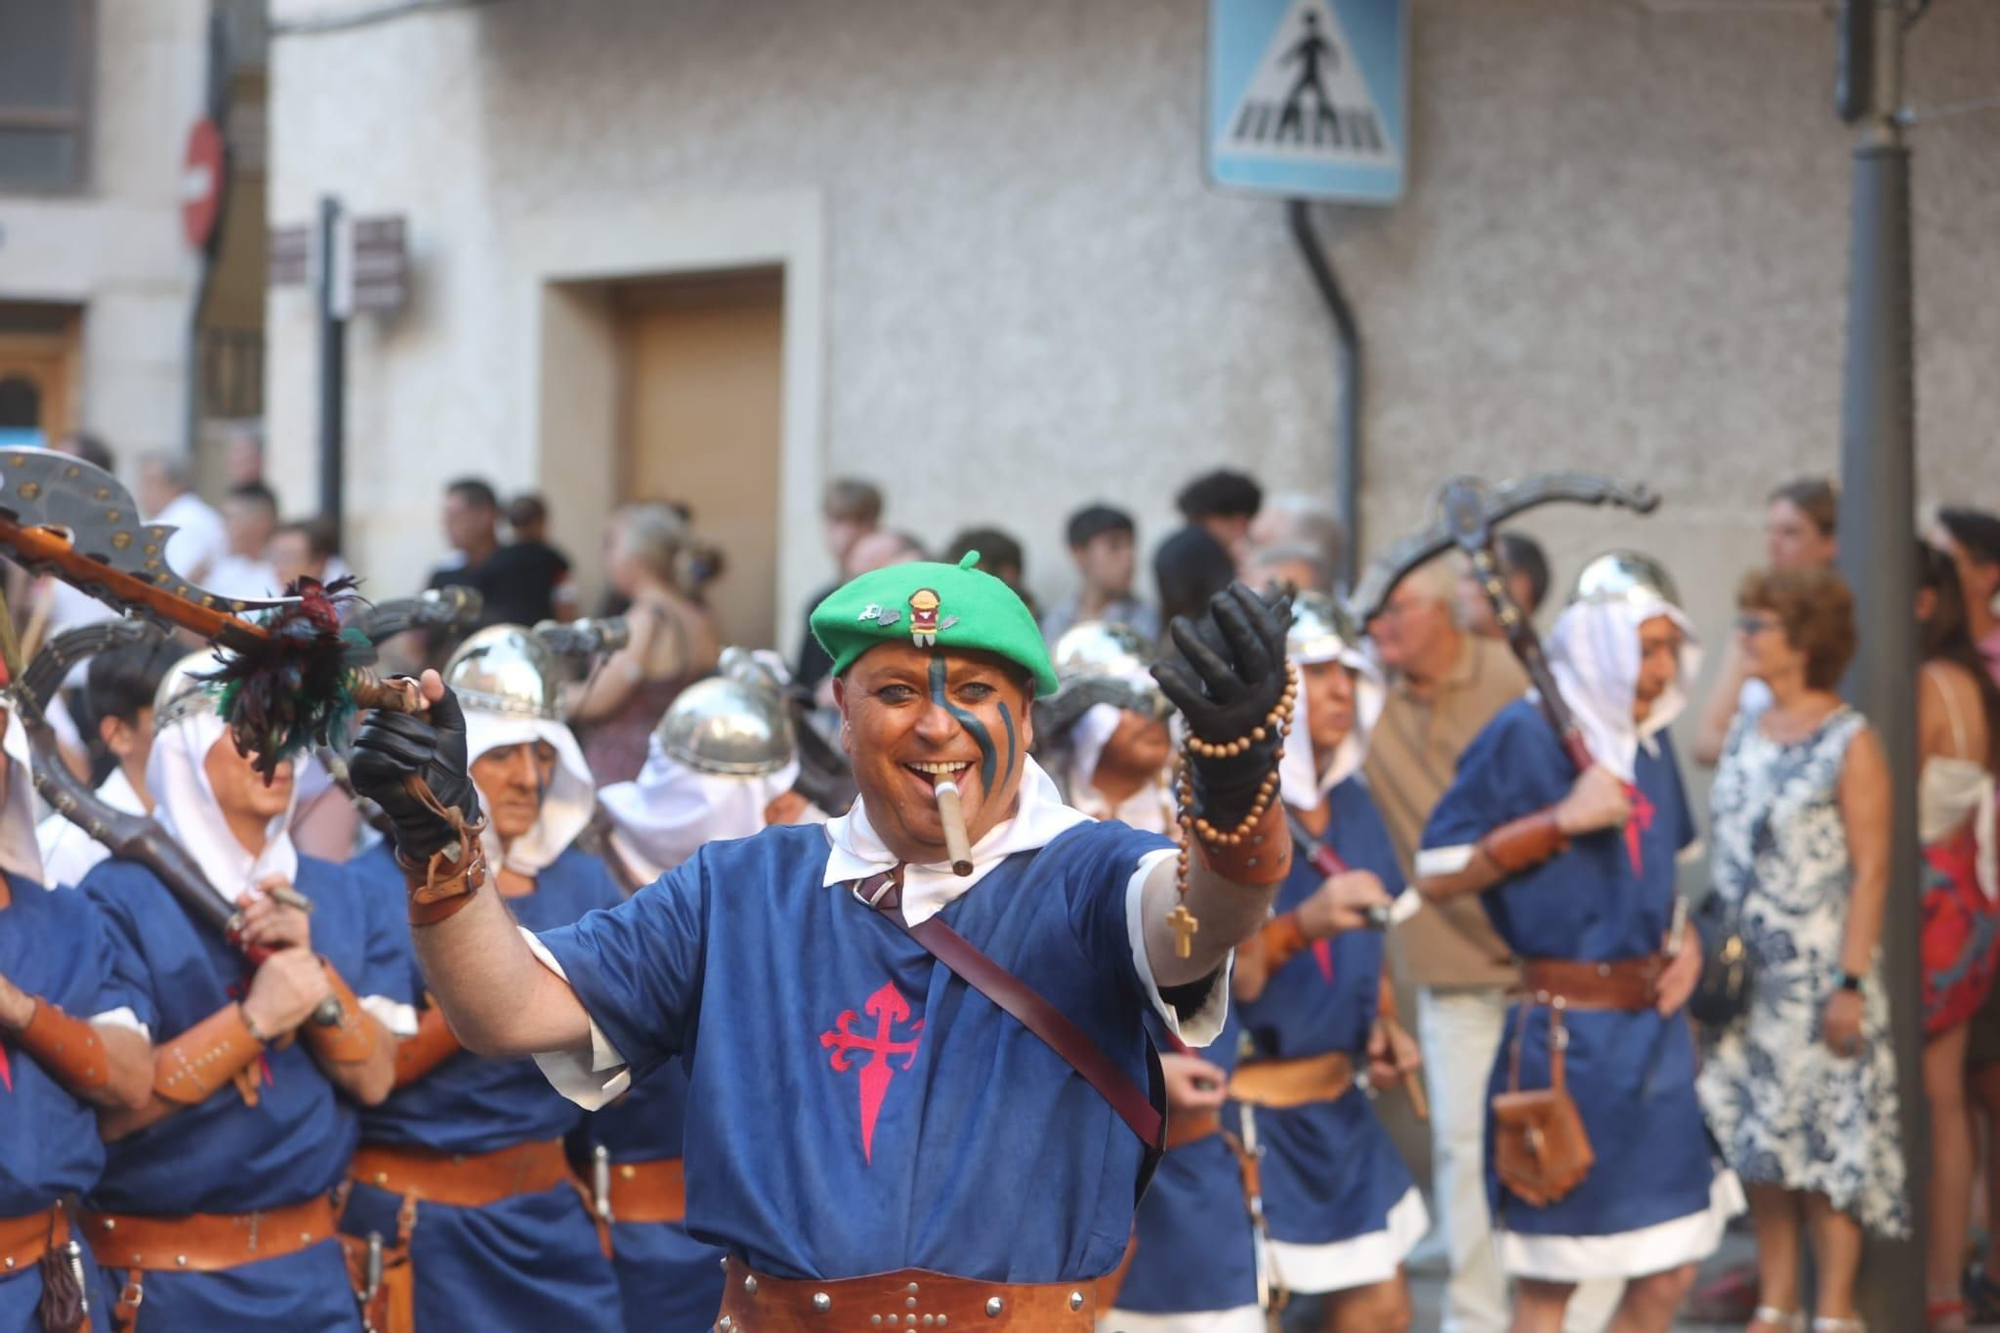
[85,1194,337,1271]
[603,1158,686,1224]
[1164,1108,1222,1150]
[718,1256,1099,1330]
[1227,1050,1355,1109]
[1520,955,1664,1011]
[0,1206,69,1275]
[349,1139,569,1210]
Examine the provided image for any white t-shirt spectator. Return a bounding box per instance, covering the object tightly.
[206,555,283,601]
[38,767,146,890]
[153,492,228,586]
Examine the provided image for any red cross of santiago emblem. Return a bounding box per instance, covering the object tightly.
[820,981,924,1164]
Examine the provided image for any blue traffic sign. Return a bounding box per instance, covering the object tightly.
[1207,0,1407,204]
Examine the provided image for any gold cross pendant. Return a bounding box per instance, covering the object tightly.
[1167,901,1200,959]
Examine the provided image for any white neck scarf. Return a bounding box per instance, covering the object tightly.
[146,709,300,902]
[0,708,42,882]
[823,757,1091,926]
[598,736,805,884]
[1544,595,1702,782]
[463,710,597,877]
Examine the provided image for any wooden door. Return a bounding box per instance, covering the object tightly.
[617,268,784,650]
[0,306,82,448]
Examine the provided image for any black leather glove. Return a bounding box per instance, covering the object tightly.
[349,683,482,862]
[1152,583,1294,828]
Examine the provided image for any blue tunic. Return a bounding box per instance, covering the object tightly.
[1235,779,1419,1270]
[0,876,133,1327]
[80,854,402,1331]
[574,1064,725,1333]
[340,842,624,1333]
[1111,1012,1259,1317]
[537,819,1181,1283]
[1422,702,1714,1241]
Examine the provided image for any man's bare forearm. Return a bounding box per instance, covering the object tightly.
[1144,856,1280,988]
[410,886,592,1058]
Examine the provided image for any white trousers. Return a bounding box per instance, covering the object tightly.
[1416,988,1626,1333]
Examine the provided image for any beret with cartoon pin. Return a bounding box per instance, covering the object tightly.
[809,551,1061,697]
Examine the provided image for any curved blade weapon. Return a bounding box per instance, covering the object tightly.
[10,620,340,1023]
[0,448,420,777]
[1348,471,1660,773]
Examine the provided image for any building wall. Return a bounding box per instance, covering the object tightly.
[265,0,1999,649]
[0,0,209,469]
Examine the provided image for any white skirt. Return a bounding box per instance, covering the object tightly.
[1268,1186,1429,1294]
[1497,1170,1746,1283]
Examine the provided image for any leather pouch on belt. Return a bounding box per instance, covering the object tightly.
[1490,1005,1593,1208]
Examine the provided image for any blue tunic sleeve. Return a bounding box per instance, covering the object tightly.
[1417,701,1569,875]
[534,850,711,1083]
[78,861,162,1035]
[353,860,417,1025]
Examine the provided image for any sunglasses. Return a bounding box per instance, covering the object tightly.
[1734,613,1782,635]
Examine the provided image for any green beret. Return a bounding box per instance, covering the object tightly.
[810,551,1060,697]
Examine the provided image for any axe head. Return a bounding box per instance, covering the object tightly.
[0,448,291,629]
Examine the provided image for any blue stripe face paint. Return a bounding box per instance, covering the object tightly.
[930,655,998,794]
[997,700,1018,786]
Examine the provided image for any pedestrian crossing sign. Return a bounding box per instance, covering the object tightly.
[1207,0,1407,204]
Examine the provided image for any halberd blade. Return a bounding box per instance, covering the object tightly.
[0,448,292,625]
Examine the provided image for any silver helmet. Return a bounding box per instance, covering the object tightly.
[153,651,222,732]
[1571,550,1682,611]
[1046,621,1170,727]
[1287,591,1363,663]
[444,625,564,721]
[654,647,795,777]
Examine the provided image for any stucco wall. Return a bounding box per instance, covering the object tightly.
[0,0,208,465]
[265,0,1998,644]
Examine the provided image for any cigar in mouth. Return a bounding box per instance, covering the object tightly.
[934,779,975,877]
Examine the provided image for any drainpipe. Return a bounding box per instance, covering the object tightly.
[183,9,233,460]
[1287,199,1362,591]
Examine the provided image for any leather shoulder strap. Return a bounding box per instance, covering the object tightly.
[856,871,1165,1149]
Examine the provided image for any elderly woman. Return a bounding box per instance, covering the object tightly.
[567,504,721,784]
[1697,567,1908,1333]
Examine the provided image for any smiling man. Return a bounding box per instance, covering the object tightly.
[349,551,1295,1328]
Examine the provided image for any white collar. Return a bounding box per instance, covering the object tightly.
[822,757,1091,925]
[0,708,40,881]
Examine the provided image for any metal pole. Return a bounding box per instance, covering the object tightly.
[1286,199,1362,591]
[317,194,346,537]
[1835,2,1923,1323]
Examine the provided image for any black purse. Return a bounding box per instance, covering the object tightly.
[1688,897,1757,1026]
[1688,729,1810,1027]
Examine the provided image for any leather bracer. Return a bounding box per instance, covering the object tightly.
[1477,809,1569,875]
[302,962,378,1065]
[399,815,490,926]
[1255,912,1312,974]
[154,1004,264,1105]
[393,1005,462,1089]
[14,999,110,1093]
[1193,801,1293,887]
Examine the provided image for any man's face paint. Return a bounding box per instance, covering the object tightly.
[834,643,1035,868]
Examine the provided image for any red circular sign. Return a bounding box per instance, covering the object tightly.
[180,118,225,250]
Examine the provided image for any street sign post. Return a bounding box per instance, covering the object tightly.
[1206,0,1407,205]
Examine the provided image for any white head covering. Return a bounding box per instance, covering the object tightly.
[1278,637,1385,811]
[0,705,43,881]
[463,708,596,877]
[147,696,300,902]
[1545,593,1701,782]
[598,734,804,883]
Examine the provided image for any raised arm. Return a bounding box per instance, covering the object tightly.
[1145,585,1297,988]
[350,672,594,1058]
[1692,636,1751,767]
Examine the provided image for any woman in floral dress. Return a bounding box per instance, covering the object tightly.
[1697,567,1908,1333]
